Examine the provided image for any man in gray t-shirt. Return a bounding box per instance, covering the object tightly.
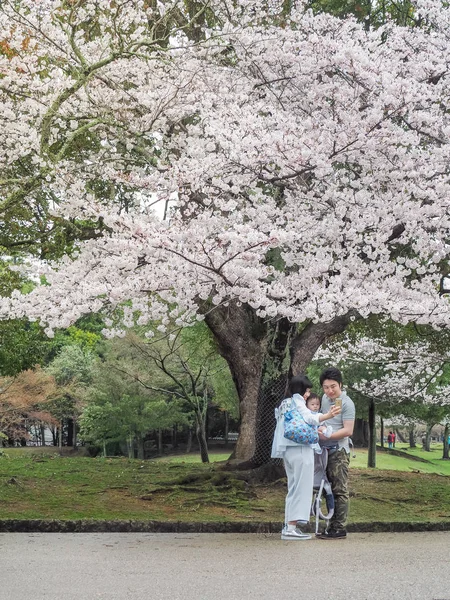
[318,367,355,539]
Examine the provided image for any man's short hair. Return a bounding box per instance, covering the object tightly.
[319,367,343,387]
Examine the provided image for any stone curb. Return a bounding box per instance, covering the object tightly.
[1,519,450,533]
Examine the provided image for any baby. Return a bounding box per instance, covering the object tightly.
[305,392,332,453]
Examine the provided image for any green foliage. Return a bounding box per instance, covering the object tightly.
[79,403,126,446]
[0,319,55,376]
[44,394,78,422]
[306,0,417,27]
[46,344,95,387]
[65,326,101,350]
[209,367,239,419]
[79,354,189,449]
[44,344,96,425]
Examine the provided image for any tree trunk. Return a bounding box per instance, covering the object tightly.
[409,423,417,448]
[224,411,229,448]
[59,420,63,449]
[368,398,376,468]
[289,314,357,375]
[352,419,369,447]
[186,427,192,453]
[195,411,209,463]
[67,418,74,447]
[172,425,178,450]
[73,417,77,449]
[442,423,449,460]
[380,416,384,447]
[127,435,134,459]
[423,423,434,451]
[250,318,295,467]
[136,433,145,460]
[205,303,357,466]
[395,428,406,443]
[40,425,46,446]
[204,302,267,461]
[157,429,163,455]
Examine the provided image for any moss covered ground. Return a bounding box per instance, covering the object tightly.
[0,446,449,524]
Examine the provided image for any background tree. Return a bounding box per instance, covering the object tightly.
[46,344,96,447]
[79,363,187,458]
[0,368,56,445]
[103,323,234,463]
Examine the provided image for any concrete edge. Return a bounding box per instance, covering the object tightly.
[1,519,450,533]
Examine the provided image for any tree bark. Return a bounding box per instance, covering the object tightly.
[289,313,358,374]
[394,428,406,443]
[442,423,449,460]
[67,418,74,447]
[204,302,267,461]
[368,398,376,468]
[224,411,229,448]
[195,412,209,463]
[249,318,295,467]
[352,419,369,447]
[157,429,163,455]
[127,435,134,459]
[409,423,417,448]
[186,427,192,453]
[172,425,178,450]
[136,433,145,460]
[73,417,77,450]
[380,416,384,447]
[423,423,434,451]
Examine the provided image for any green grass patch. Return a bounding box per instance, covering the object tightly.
[0,447,449,524]
[350,446,450,476]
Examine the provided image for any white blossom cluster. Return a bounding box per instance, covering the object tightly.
[0,0,450,335]
[317,334,450,405]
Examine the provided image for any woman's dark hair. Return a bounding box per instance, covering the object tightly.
[319,367,343,387]
[288,375,312,397]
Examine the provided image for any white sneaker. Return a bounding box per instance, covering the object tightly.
[281,527,312,540]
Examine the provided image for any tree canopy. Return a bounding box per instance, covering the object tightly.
[1,0,450,462]
[0,0,449,334]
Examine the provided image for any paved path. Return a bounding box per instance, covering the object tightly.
[1,532,449,600]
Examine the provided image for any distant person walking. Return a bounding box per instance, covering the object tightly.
[387,432,393,449]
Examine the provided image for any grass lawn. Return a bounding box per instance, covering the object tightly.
[350,445,450,476]
[0,447,449,524]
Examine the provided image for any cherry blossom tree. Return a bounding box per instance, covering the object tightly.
[1,0,450,463]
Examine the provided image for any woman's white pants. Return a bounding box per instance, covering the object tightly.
[283,444,314,524]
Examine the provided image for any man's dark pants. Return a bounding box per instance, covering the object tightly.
[326,448,350,531]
